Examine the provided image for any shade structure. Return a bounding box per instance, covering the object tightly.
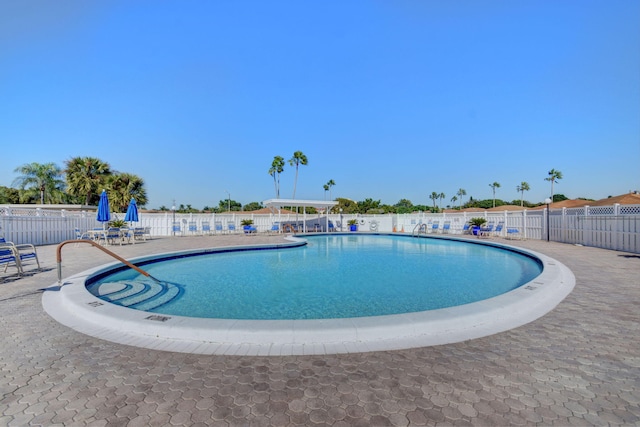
[124,198,139,223]
[96,190,110,227]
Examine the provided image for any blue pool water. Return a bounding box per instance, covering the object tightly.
[88,235,542,320]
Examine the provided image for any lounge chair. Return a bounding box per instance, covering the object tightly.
[0,244,21,274]
[328,221,336,232]
[493,222,504,237]
[479,223,494,238]
[188,221,198,235]
[105,227,123,245]
[243,225,257,235]
[201,221,212,235]
[133,227,147,241]
[120,227,133,244]
[269,222,280,235]
[506,227,522,240]
[461,223,471,234]
[0,240,40,273]
[172,222,182,236]
[214,221,223,234]
[430,221,440,233]
[227,222,237,234]
[74,228,91,240]
[442,221,451,234]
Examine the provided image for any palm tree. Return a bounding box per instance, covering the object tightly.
[268,156,285,198]
[429,192,439,211]
[12,162,65,204]
[288,151,308,199]
[323,183,329,200]
[326,179,336,200]
[105,172,148,212]
[456,188,467,208]
[545,169,563,202]
[489,182,501,208]
[450,195,458,208]
[438,192,446,210]
[516,181,530,207]
[65,157,111,205]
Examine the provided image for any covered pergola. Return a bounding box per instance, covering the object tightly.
[262,199,339,233]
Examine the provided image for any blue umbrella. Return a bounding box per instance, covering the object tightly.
[124,198,139,224]
[96,190,110,228]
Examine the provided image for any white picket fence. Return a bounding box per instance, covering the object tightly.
[1,204,639,253]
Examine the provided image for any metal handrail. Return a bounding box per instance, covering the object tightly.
[56,239,161,285]
[412,223,427,237]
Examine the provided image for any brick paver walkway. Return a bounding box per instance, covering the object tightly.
[1,234,639,426]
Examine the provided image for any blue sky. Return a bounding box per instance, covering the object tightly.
[2,1,639,209]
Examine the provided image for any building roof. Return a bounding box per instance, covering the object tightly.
[590,192,640,206]
[486,204,527,211]
[262,199,338,211]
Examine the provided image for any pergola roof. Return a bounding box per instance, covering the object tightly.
[262,199,338,210]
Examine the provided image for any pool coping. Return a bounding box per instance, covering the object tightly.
[42,234,576,356]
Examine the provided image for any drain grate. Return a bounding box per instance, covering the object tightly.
[87,301,104,307]
[145,315,171,322]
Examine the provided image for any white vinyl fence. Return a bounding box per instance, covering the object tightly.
[1,204,639,253]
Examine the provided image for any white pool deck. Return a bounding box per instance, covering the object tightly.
[42,234,575,356]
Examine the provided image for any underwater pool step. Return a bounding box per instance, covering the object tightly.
[132,284,182,311]
[89,280,182,311]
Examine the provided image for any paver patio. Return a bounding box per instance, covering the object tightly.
[1,234,639,426]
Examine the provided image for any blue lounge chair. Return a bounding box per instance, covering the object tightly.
[214,221,223,234]
[442,221,451,234]
[172,222,182,236]
[507,227,522,240]
[188,221,198,235]
[269,222,280,235]
[202,221,211,235]
[243,225,257,235]
[479,223,494,237]
[0,239,40,273]
[461,223,471,234]
[133,227,147,241]
[227,222,237,234]
[430,221,440,233]
[0,244,21,274]
[105,227,123,245]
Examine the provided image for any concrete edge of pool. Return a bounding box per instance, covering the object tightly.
[42,235,576,356]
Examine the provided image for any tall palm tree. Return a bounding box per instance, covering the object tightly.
[268,156,285,198]
[288,151,308,199]
[429,191,439,211]
[65,157,111,205]
[456,188,467,208]
[12,162,65,204]
[450,195,458,208]
[438,192,446,210]
[516,181,530,207]
[323,184,329,200]
[326,179,336,200]
[489,182,501,208]
[545,169,563,202]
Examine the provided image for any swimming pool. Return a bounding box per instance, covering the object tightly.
[43,234,575,355]
[87,235,542,320]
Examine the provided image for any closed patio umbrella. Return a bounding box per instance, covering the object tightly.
[124,198,139,226]
[96,190,110,229]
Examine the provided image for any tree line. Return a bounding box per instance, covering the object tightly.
[2,153,567,215]
[1,158,147,213]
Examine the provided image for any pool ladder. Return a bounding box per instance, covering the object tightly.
[412,223,428,237]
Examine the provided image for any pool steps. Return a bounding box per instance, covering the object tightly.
[87,280,182,311]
